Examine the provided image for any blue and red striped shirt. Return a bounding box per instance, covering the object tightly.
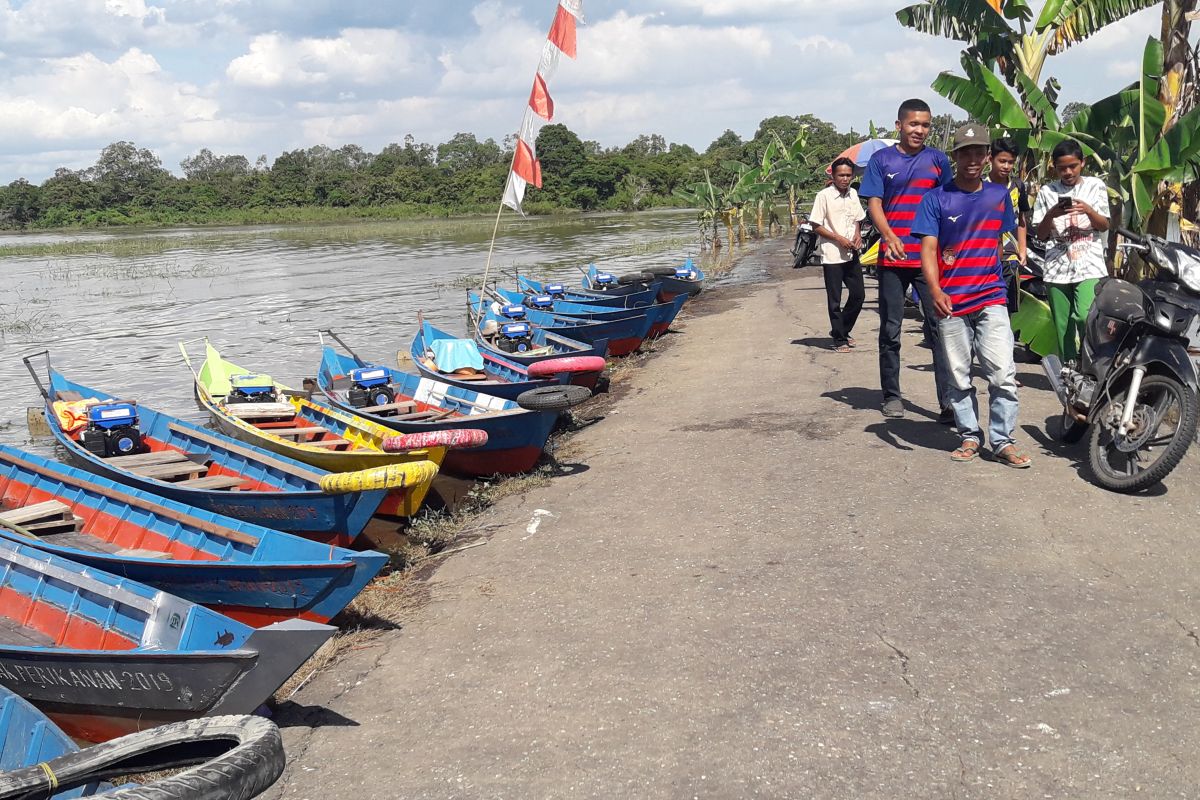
[860,145,953,269]
[912,181,1017,317]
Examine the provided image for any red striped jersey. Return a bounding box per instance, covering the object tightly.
[860,145,953,269]
[912,181,1017,317]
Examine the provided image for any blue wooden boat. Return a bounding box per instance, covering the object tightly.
[488,286,687,339]
[0,684,104,797]
[586,261,703,302]
[574,266,662,303]
[317,341,560,478]
[470,312,609,366]
[517,274,660,308]
[0,445,386,628]
[412,319,599,401]
[33,365,404,547]
[468,292,653,357]
[0,538,333,742]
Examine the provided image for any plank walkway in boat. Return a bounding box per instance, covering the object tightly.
[0,614,55,648]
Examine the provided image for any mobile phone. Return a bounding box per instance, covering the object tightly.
[1057,195,1073,210]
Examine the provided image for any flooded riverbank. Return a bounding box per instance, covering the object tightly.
[0,210,762,449]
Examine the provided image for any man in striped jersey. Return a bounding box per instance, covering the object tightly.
[861,99,954,421]
[914,124,1030,468]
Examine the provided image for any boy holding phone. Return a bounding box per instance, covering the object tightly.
[1032,140,1110,361]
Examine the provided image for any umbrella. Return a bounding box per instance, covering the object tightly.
[826,138,898,174]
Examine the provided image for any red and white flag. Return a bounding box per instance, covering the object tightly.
[502,0,584,216]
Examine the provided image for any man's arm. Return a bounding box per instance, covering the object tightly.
[921,236,953,318]
[868,197,905,261]
[1016,215,1028,264]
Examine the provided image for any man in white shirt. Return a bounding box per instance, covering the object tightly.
[810,157,867,352]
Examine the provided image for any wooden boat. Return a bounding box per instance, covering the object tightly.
[317,340,560,478]
[0,684,104,797]
[585,262,703,302]
[412,319,599,401]
[468,291,653,356]
[0,538,333,742]
[30,362,401,547]
[517,274,657,308]
[181,339,462,517]
[571,267,661,301]
[469,312,609,366]
[0,445,386,627]
[488,285,687,339]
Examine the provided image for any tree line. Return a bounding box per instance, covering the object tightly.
[0,116,870,230]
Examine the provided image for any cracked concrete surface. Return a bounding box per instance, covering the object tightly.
[265,245,1200,799]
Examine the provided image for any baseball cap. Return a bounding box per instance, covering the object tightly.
[949,124,990,152]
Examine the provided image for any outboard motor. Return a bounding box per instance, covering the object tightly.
[228,373,278,404]
[593,272,617,288]
[675,267,698,280]
[497,322,534,353]
[524,294,555,312]
[82,402,145,458]
[499,304,527,321]
[348,365,395,409]
[544,283,567,299]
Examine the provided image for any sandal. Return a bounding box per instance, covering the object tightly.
[950,439,980,462]
[994,445,1032,469]
[832,343,852,353]
[847,337,857,347]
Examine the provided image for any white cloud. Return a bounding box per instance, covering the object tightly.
[0,0,192,57]
[226,29,428,90]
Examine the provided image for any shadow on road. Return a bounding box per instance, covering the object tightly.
[1022,419,1170,497]
[865,419,960,453]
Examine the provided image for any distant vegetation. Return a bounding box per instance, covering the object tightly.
[0,116,881,231]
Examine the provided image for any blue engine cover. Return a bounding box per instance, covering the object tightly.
[230,373,274,395]
[594,272,616,286]
[350,365,391,388]
[500,304,527,320]
[501,322,532,339]
[545,283,565,295]
[675,268,698,280]
[88,402,138,430]
[526,295,554,310]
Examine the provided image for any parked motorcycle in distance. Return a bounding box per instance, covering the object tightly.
[1043,228,1200,493]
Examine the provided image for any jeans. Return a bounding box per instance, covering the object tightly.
[823,258,865,343]
[877,267,951,408]
[937,304,1019,451]
[1046,279,1099,361]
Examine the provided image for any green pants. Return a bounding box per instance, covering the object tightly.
[1047,279,1099,361]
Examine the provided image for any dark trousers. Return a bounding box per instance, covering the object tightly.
[877,266,951,408]
[823,258,865,343]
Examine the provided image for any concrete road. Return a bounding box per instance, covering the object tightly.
[267,245,1200,799]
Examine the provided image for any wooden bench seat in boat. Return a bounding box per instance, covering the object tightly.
[393,409,456,422]
[126,461,207,480]
[303,438,350,448]
[0,500,73,526]
[175,475,247,490]
[360,401,417,414]
[225,403,296,419]
[257,426,330,439]
[106,450,190,467]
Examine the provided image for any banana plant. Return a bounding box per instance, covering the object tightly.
[766,130,814,227]
[673,170,724,250]
[898,0,1160,89]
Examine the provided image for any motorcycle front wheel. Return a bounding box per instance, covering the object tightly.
[1088,374,1199,493]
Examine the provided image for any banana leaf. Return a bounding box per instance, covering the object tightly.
[1010,290,1058,357]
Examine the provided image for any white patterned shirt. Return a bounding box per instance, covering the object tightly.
[1031,176,1111,284]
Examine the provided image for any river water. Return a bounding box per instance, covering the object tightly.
[0,210,757,451]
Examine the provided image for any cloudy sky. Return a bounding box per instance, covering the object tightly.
[0,0,1169,183]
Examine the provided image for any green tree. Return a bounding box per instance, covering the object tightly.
[88,141,170,207]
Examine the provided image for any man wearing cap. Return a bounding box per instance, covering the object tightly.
[912,125,1031,468]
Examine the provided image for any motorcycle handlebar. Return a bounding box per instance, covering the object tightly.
[1117,227,1144,243]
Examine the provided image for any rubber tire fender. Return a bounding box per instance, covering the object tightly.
[0,715,283,800]
[616,272,655,285]
[516,385,592,411]
[645,266,680,277]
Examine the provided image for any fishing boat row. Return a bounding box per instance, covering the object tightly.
[0,263,703,748]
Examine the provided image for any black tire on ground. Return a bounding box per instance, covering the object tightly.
[516,385,592,411]
[645,266,678,277]
[0,716,284,800]
[617,272,655,285]
[1050,408,1089,444]
[1086,373,1199,493]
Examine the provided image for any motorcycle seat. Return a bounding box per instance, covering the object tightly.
[1094,278,1147,323]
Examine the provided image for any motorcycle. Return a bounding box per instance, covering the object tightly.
[1042,228,1200,493]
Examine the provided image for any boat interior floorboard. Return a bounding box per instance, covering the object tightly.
[38,531,127,555]
[0,614,56,647]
